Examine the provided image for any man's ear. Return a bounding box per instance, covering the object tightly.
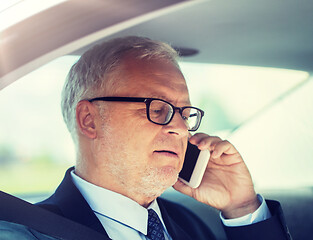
[76,100,97,139]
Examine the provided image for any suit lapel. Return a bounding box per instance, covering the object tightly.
[38,167,110,239]
[157,198,194,240]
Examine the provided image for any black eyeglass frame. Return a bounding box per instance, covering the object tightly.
[88,97,204,131]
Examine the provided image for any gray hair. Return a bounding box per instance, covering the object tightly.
[61,36,179,143]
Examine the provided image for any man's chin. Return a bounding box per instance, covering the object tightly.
[157,168,179,189]
[160,165,178,175]
[137,166,179,198]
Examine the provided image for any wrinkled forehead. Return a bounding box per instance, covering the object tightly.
[105,55,191,105]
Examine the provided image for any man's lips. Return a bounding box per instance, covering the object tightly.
[154,150,179,157]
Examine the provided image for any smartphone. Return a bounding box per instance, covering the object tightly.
[179,142,210,188]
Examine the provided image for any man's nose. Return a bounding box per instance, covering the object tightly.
[164,111,189,136]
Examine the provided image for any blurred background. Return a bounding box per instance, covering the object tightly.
[0,55,311,198]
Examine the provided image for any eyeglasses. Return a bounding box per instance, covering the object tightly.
[88,97,204,131]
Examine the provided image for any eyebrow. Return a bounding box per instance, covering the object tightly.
[145,93,191,106]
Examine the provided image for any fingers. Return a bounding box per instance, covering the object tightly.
[211,140,237,158]
[189,133,221,150]
[173,179,194,197]
[189,133,238,158]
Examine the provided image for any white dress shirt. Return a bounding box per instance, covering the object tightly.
[71,171,271,240]
[220,194,271,226]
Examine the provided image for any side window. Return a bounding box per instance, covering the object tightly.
[0,56,78,200]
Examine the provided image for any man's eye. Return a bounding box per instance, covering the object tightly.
[182,115,188,121]
[152,109,164,115]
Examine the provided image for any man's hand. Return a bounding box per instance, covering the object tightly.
[173,133,260,219]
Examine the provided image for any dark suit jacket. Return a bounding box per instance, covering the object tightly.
[37,167,291,240]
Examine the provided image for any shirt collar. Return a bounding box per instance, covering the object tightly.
[70,170,166,235]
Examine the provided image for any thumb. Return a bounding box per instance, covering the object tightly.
[173,179,194,197]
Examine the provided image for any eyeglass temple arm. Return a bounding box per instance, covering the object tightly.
[88,97,147,103]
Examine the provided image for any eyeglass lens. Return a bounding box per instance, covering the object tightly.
[148,100,201,130]
[149,100,173,124]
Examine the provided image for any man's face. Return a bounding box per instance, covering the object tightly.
[94,56,190,201]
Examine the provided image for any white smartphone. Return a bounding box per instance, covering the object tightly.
[179,142,210,188]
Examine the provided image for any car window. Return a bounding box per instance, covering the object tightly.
[0,56,78,199]
[0,55,309,198]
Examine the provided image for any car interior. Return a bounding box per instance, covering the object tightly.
[1,0,313,239]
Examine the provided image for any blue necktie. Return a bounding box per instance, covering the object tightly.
[147,209,165,240]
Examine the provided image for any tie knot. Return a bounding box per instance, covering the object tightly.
[147,209,165,240]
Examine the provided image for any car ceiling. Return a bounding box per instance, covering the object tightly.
[1,0,313,90]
